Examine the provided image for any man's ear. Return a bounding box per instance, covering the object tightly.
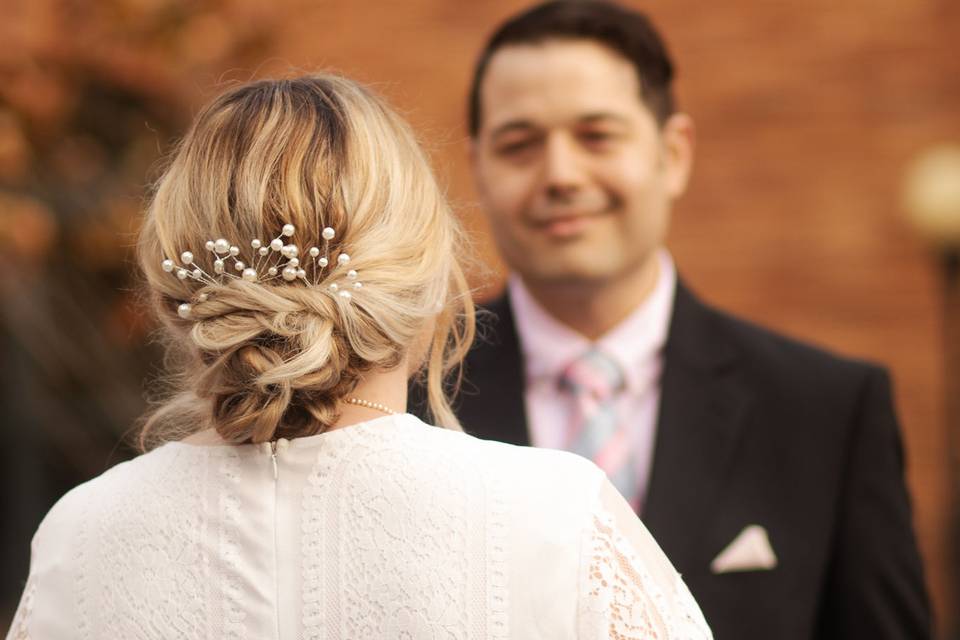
[661,113,695,198]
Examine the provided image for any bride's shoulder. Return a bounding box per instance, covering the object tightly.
[407,414,594,461]
[478,434,601,480]
[403,415,604,498]
[27,445,182,549]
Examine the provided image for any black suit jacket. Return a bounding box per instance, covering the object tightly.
[415,280,931,639]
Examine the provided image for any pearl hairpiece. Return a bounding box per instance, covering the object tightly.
[161,223,362,318]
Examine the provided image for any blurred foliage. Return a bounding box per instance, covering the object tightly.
[0,0,278,613]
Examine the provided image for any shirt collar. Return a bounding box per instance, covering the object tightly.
[509,249,677,392]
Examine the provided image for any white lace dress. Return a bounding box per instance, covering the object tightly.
[6,413,711,639]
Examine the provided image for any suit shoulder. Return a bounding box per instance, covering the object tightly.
[704,301,887,383]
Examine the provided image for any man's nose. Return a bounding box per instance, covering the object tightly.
[542,133,585,200]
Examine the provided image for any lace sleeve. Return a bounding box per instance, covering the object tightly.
[577,478,713,640]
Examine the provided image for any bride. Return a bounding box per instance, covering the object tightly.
[6,74,711,639]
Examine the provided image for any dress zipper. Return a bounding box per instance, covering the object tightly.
[269,440,279,480]
[267,438,282,639]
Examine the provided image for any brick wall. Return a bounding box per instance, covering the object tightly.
[203,0,960,630]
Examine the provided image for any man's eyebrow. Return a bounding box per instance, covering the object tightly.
[578,112,631,126]
[489,113,630,139]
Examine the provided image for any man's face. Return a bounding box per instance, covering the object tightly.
[471,39,692,288]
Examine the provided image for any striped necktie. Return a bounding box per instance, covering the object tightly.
[560,348,640,509]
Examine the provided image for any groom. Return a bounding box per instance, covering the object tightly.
[437,1,932,638]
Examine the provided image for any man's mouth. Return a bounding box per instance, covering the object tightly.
[538,215,593,238]
[530,210,605,239]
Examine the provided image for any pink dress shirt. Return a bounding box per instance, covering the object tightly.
[508,250,677,510]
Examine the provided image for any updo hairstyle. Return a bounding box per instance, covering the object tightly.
[137,74,475,448]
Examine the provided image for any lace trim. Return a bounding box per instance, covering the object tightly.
[579,508,712,639]
[7,575,35,640]
[302,435,346,639]
[486,458,510,639]
[75,494,90,640]
[670,573,714,639]
[199,449,211,639]
[219,450,245,639]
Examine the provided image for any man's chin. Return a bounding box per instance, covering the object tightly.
[516,262,620,289]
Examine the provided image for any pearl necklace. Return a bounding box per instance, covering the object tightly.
[344,397,398,416]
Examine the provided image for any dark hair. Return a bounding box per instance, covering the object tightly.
[467,0,676,136]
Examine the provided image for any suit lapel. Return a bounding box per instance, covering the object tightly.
[642,280,754,569]
[457,282,753,570]
[456,295,530,446]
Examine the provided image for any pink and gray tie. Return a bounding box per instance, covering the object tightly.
[560,348,640,510]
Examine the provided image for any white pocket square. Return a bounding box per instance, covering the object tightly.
[710,525,778,574]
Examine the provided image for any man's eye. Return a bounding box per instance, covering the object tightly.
[579,131,615,144]
[495,139,536,156]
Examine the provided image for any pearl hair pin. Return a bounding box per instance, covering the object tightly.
[162,223,363,318]
[344,397,398,416]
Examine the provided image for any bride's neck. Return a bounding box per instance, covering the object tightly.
[331,363,409,430]
[182,361,410,446]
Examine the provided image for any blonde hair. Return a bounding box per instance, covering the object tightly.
[137,74,475,449]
